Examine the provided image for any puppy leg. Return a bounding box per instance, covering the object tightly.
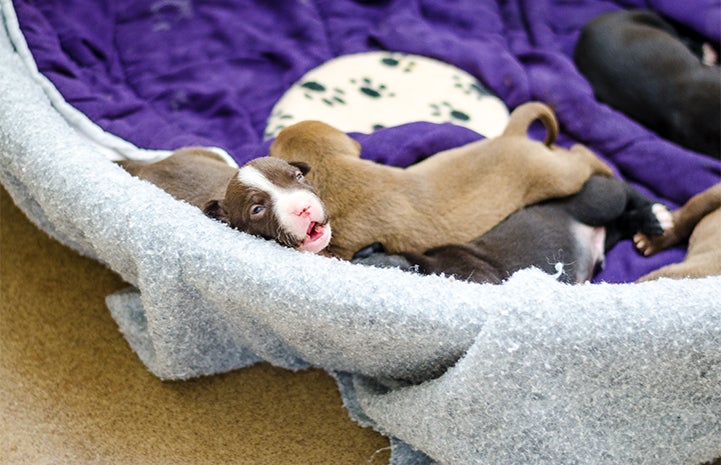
[604,184,670,251]
[556,174,669,251]
[634,183,721,256]
[523,143,614,207]
[637,260,704,282]
[558,175,628,226]
[566,143,615,178]
[351,241,506,284]
[638,206,721,281]
[620,184,669,235]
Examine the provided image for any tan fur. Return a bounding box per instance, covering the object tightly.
[269,101,614,259]
[637,183,721,281]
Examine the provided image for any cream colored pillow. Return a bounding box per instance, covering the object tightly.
[265,51,509,139]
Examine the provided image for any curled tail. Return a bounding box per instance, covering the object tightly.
[502,101,559,147]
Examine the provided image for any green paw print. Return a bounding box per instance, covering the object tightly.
[379,54,417,73]
[265,108,294,138]
[350,77,395,99]
[300,81,347,107]
[430,101,471,123]
[453,75,492,99]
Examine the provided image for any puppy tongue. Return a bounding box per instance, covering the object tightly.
[298,221,330,253]
[306,221,323,240]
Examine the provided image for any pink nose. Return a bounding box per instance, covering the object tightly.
[295,205,311,217]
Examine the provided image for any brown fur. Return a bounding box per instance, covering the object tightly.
[636,183,721,281]
[117,148,234,209]
[116,147,331,252]
[269,101,614,259]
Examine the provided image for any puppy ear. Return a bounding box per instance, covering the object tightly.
[288,161,311,175]
[202,199,229,223]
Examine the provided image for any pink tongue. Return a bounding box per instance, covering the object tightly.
[307,222,320,240]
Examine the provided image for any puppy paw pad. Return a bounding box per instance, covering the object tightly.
[633,233,652,256]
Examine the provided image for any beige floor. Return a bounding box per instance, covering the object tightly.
[0,185,390,465]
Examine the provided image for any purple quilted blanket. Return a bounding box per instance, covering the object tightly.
[14,0,721,283]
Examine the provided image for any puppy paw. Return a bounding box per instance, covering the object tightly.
[632,203,677,256]
[634,204,679,256]
[630,202,670,237]
[633,232,654,256]
[651,203,674,231]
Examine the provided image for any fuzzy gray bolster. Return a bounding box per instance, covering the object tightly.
[1,8,720,465]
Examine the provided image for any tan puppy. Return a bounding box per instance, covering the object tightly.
[636,183,721,281]
[117,147,331,254]
[269,102,614,259]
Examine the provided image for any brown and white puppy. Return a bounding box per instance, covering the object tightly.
[636,183,721,281]
[353,176,670,284]
[574,10,721,159]
[269,102,614,260]
[117,148,331,254]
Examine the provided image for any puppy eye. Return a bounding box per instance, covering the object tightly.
[295,171,304,181]
[250,204,264,216]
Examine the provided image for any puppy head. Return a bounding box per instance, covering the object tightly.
[269,120,362,161]
[203,156,331,253]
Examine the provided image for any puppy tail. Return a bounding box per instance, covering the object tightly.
[502,101,559,147]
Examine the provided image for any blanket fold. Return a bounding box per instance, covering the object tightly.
[342,270,721,465]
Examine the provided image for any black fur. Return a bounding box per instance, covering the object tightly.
[574,10,720,159]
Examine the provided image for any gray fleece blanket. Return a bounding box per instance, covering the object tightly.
[1,3,721,465]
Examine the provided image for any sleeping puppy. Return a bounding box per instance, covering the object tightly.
[574,9,721,159]
[116,148,331,254]
[636,183,721,281]
[269,102,614,260]
[353,176,670,284]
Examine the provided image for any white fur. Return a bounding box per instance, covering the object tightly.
[236,165,325,240]
[571,221,606,282]
[652,203,674,230]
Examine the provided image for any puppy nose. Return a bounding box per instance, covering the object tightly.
[295,205,311,217]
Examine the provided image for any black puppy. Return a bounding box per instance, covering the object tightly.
[574,10,721,159]
[352,176,669,284]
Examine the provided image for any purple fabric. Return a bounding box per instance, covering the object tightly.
[13,0,721,283]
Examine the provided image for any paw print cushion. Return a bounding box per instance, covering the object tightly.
[264,52,509,139]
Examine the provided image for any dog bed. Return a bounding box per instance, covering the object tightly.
[1,1,720,464]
